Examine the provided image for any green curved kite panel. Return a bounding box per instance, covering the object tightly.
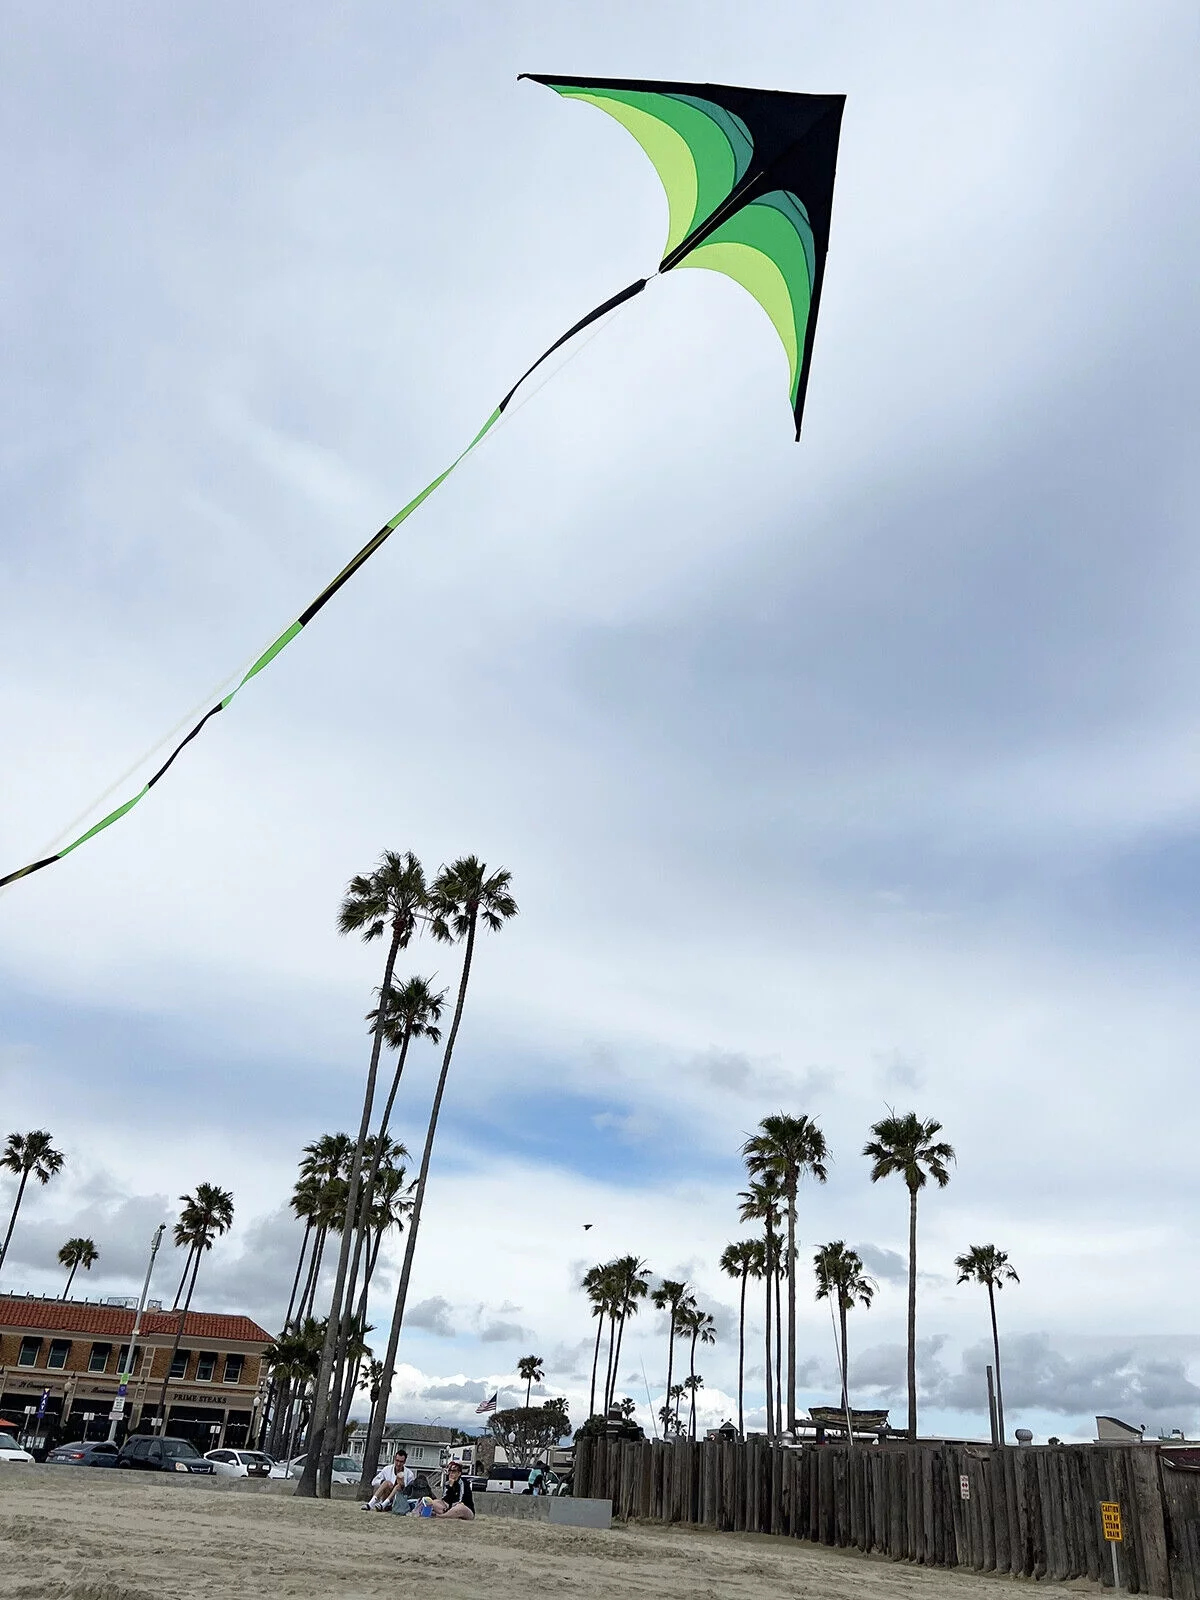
[549,84,746,256]
[678,191,814,404]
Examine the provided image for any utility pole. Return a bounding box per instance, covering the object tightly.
[107,1224,165,1444]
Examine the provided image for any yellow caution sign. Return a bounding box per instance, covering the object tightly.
[1101,1502,1123,1543]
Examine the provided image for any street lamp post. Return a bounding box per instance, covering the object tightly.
[107,1224,166,1444]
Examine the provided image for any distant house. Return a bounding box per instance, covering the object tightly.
[346,1421,458,1480]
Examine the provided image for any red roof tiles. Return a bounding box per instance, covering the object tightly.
[0,1295,271,1345]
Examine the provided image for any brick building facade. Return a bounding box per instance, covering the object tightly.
[0,1293,272,1451]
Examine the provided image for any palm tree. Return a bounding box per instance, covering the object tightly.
[518,1355,545,1408]
[582,1262,616,1418]
[171,1183,235,1307]
[0,1131,65,1279]
[604,1256,650,1413]
[683,1372,705,1438]
[742,1114,829,1433]
[719,1240,758,1437]
[360,856,517,1489]
[265,1317,326,1460]
[738,1175,783,1439]
[57,1237,98,1299]
[359,1357,387,1443]
[157,1184,234,1428]
[304,850,429,1500]
[679,1307,716,1439]
[863,1112,955,1439]
[667,1383,686,1435]
[955,1243,1019,1445]
[650,1279,692,1438]
[813,1241,876,1418]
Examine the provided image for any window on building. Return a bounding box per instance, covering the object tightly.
[169,1349,191,1379]
[89,1343,112,1373]
[223,1355,244,1385]
[115,1345,142,1375]
[195,1352,217,1382]
[47,1339,71,1369]
[17,1337,41,1367]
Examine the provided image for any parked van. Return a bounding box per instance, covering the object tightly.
[485,1463,564,1495]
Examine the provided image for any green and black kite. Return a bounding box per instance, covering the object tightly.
[1,75,844,890]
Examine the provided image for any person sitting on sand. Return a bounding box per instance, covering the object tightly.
[363,1448,415,1513]
[422,1459,475,1520]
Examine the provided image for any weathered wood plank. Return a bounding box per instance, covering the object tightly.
[1162,1456,1200,1600]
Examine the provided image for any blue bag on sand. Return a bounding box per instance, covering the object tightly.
[419,1502,434,1517]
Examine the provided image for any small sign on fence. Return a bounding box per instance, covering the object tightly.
[959,1474,970,1500]
[1101,1502,1123,1543]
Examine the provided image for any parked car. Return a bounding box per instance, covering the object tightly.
[46,1439,121,1467]
[282,1453,361,1485]
[0,1431,35,1464]
[485,1463,564,1495]
[204,1448,273,1478]
[116,1436,215,1474]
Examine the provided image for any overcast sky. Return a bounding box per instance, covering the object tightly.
[2,2,1198,1446]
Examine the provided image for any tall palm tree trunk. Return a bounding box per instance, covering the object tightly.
[774,1256,783,1434]
[764,1259,774,1441]
[302,1227,327,1321]
[664,1325,676,1436]
[283,1223,312,1330]
[299,929,404,1499]
[688,1328,699,1440]
[172,1245,195,1310]
[609,1311,630,1413]
[357,914,477,1489]
[321,1027,416,1491]
[906,1185,918,1439]
[157,1255,203,1430]
[0,1169,31,1274]
[988,1282,1006,1444]
[602,1314,617,1413]
[588,1313,604,1417]
[736,1267,747,1437]
[786,1189,798,1431]
[62,1262,79,1299]
[839,1298,850,1415]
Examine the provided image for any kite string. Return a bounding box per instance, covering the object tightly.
[1,273,654,891]
[33,645,270,859]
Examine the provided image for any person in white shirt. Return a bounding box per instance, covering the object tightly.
[363,1449,415,1512]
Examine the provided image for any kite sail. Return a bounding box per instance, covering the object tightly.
[1,75,843,891]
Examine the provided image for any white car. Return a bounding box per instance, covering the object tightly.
[0,1432,35,1464]
[204,1448,274,1478]
[281,1453,361,1485]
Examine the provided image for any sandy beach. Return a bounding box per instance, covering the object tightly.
[0,1470,1098,1600]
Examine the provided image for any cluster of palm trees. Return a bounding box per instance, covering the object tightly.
[580,1257,719,1441]
[581,1110,1020,1446]
[261,1131,411,1460]
[291,849,517,1499]
[283,1133,411,1332]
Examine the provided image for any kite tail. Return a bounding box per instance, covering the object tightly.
[0,279,649,892]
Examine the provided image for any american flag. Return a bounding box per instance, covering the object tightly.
[475,1392,498,1414]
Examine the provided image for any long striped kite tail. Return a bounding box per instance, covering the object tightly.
[0,279,647,892]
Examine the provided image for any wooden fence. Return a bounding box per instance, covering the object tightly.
[574,1436,1200,1597]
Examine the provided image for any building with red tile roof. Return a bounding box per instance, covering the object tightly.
[0,1293,273,1453]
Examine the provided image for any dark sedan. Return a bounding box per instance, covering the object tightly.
[116,1436,215,1473]
[46,1439,121,1467]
